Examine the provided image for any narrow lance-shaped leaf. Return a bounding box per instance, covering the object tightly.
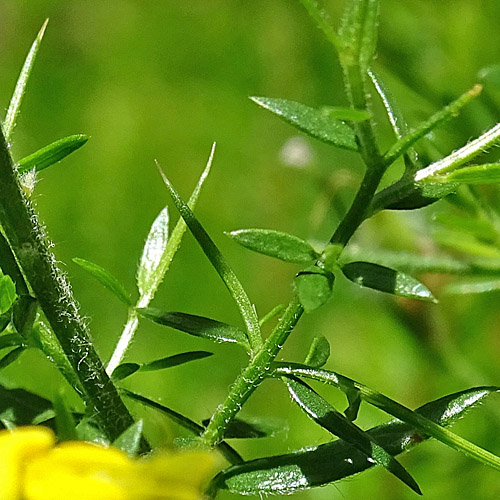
[432,213,497,243]
[284,376,421,495]
[320,106,371,122]
[155,161,262,352]
[113,420,144,457]
[295,265,335,313]
[202,416,286,439]
[304,336,330,368]
[443,279,500,296]
[0,346,24,371]
[211,387,497,496]
[53,392,78,442]
[138,307,250,349]
[4,20,48,140]
[73,257,132,306]
[430,163,500,185]
[342,261,437,302]
[16,134,88,174]
[0,334,24,352]
[0,273,17,314]
[228,229,318,264]
[250,97,358,151]
[432,229,500,258]
[297,0,342,50]
[111,351,213,381]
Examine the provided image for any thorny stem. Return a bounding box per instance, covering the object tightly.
[0,128,140,444]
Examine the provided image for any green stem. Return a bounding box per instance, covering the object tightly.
[202,296,303,445]
[0,128,138,443]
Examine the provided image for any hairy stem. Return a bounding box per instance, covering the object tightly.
[0,129,138,443]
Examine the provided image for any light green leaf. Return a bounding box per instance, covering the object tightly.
[16,134,88,174]
[250,97,358,150]
[432,163,500,185]
[259,304,285,327]
[297,0,342,50]
[73,257,131,306]
[228,229,318,264]
[53,392,78,441]
[432,229,500,258]
[294,266,335,313]
[443,279,500,295]
[0,346,24,370]
[155,161,262,351]
[432,213,497,243]
[0,274,17,314]
[304,336,330,368]
[138,307,250,349]
[284,376,421,494]
[4,20,48,140]
[212,387,496,495]
[320,106,371,122]
[113,420,143,457]
[12,295,37,337]
[342,261,437,302]
[136,207,169,300]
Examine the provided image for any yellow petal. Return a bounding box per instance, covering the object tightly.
[0,426,55,500]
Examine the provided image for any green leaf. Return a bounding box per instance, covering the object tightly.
[432,163,500,185]
[304,336,330,368]
[228,229,318,264]
[432,229,500,258]
[138,307,250,349]
[284,376,421,494]
[0,314,10,334]
[294,266,335,313]
[213,387,496,495]
[121,389,243,465]
[53,392,78,441]
[344,387,362,422]
[339,0,380,73]
[297,0,342,50]
[155,161,262,351]
[320,106,371,122]
[136,207,169,300]
[0,274,16,315]
[442,279,500,295]
[73,257,132,306]
[259,304,286,327]
[0,334,23,351]
[4,20,48,140]
[16,135,88,175]
[111,363,140,381]
[12,295,37,337]
[250,97,358,151]
[0,382,53,427]
[202,416,285,439]
[432,213,497,243]
[342,261,437,302]
[76,419,109,446]
[0,346,24,370]
[113,419,143,457]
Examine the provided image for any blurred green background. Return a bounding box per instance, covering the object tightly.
[2,0,500,498]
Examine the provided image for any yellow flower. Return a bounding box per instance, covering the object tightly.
[0,426,216,500]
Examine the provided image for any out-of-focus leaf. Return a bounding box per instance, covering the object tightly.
[17,134,88,174]
[294,266,335,313]
[443,279,500,295]
[136,207,169,299]
[284,377,421,494]
[113,419,143,457]
[202,416,286,439]
[4,20,48,140]
[432,163,500,185]
[0,273,16,315]
[0,346,24,370]
[228,229,318,264]
[138,307,250,349]
[320,106,371,122]
[342,261,437,302]
[432,213,497,243]
[73,257,131,306]
[250,97,358,151]
[297,0,341,50]
[156,161,261,352]
[212,387,497,495]
[53,392,78,441]
[76,419,109,445]
[304,336,330,368]
[12,295,37,337]
[432,229,500,258]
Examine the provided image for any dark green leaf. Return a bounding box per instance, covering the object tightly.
[228,229,318,264]
[320,106,371,122]
[250,97,358,150]
[53,392,78,441]
[12,295,37,337]
[0,274,16,315]
[136,207,169,299]
[140,351,213,372]
[304,336,330,368]
[432,163,500,185]
[342,261,436,302]
[113,419,143,457]
[284,376,421,494]
[4,20,48,140]
[17,134,88,174]
[156,161,261,351]
[121,389,243,465]
[138,307,250,349]
[0,346,24,370]
[294,266,335,313]
[0,333,24,351]
[73,257,132,306]
[0,314,12,334]
[213,387,496,495]
[111,363,140,381]
[344,387,362,422]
